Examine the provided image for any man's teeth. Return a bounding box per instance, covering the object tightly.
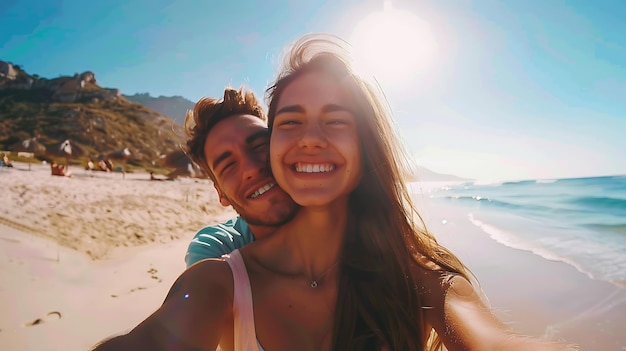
[250,183,275,199]
[295,163,335,173]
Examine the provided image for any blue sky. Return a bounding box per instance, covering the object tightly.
[1,0,625,181]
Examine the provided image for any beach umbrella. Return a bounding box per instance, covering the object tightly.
[107,147,132,161]
[46,139,87,167]
[104,147,132,177]
[10,138,47,170]
[166,162,204,179]
[160,150,206,178]
[11,137,46,154]
[161,150,191,169]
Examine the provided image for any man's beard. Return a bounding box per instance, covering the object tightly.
[230,198,299,228]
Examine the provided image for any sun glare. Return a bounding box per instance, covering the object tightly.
[350,2,435,84]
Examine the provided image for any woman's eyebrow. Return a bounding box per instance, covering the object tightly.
[275,105,304,115]
[275,103,352,115]
[322,103,352,114]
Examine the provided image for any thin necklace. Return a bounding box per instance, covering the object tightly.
[309,261,339,288]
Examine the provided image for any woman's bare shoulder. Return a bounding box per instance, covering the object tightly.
[410,256,461,296]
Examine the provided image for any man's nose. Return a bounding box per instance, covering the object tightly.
[241,152,265,180]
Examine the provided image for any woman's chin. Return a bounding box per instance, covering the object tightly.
[291,190,350,209]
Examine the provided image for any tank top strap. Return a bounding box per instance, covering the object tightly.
[223,250,261,351]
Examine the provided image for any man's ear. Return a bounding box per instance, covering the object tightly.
[213,183,231,207]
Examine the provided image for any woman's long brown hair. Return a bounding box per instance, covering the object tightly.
[266,34,473,351]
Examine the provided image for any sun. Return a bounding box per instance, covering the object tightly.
[349,2,435,84]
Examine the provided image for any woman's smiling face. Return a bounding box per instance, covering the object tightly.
[270,70,362,208]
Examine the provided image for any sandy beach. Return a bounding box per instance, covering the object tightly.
[0,162,235,350]
[1,161,624,350]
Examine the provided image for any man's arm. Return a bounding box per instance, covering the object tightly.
[93,259,233,351]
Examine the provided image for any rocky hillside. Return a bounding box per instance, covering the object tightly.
[123,93,195,126]
[0,60,187,170]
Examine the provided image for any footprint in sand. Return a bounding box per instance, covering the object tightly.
[147,267,161,282]
[110,286,148,298]
[24,311,62,327]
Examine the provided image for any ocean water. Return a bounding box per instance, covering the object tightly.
[413,175,626,288]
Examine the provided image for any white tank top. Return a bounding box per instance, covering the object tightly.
[223,250,265,351]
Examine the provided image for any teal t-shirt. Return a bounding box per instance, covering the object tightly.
[185,217,255,267]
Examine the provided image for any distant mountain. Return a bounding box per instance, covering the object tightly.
[408,166,471,182]
[124,93,194,126]
[0,60,186,170]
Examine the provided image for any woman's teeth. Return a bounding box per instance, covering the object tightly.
[295,163,335,173]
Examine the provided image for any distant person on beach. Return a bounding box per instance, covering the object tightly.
[97,159,109,172]
[1,153,13,167]
[105,159,114,172]
[85,157,94,171]
[183,87,299,266]
[97,158,115,172]
[50,162,72,177]
[92,34,578,351]
[149,171,174,181]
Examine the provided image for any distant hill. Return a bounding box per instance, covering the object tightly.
[0,60,473,180]
[124,93,194,126]
[0,60,186,170]
[408,166,470,182]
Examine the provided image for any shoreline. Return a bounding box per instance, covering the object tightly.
[418,200,626,350]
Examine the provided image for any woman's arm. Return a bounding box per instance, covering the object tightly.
[92,259,233,351]
[432,275,579,351]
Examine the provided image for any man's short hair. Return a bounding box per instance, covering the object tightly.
[185,87,266,181]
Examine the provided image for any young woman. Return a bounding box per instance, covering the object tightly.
[260,34,577,351]
[93,34,577,351]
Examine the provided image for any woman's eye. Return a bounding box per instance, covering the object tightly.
[325,112,354,126]
[275,120,302,130]
[327,118,354,127]
[328,120,347,125]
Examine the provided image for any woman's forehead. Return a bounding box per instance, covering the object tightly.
[277,71,353,109]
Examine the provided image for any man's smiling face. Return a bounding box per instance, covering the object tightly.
[204,114,298,231]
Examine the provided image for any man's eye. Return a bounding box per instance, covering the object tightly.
[220,162,235,174]
[253,142,268,150]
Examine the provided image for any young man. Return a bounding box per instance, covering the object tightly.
[184,87,299,266]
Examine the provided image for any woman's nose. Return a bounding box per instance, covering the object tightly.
[297,123,328,150]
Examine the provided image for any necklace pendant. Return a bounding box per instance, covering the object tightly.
[310,280,319,288]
